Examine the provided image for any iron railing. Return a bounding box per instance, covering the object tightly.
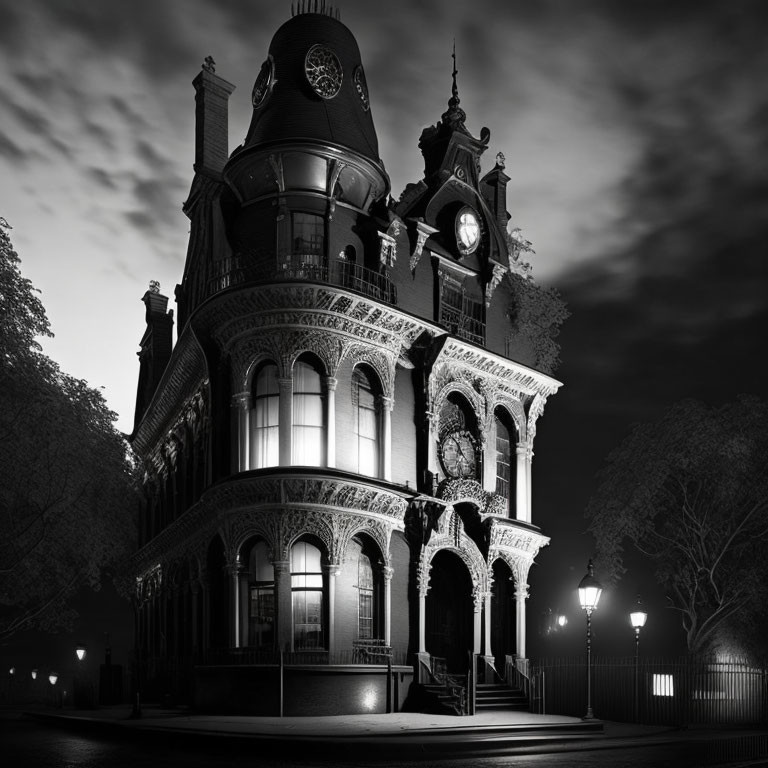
[530,655,768,727]
[205,253,397,305]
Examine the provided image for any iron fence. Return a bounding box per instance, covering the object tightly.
[530,655,768,727]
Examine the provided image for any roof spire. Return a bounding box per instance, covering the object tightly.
[442,39,466,126]
[450,39,459,108]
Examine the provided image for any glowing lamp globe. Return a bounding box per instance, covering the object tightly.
[31,669,38,680]
[75,645,87,661]
[578,560,603,613]
[48,673,58,686]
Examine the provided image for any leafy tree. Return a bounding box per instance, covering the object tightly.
[585,397,768,655]
[0,217,138,643]
[504,228,570,375]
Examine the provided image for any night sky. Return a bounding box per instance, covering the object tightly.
[2,0,767,663]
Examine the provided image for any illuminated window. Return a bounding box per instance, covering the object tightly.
[495,415,511,499]
[653,674,674,697]
[357,550,374,640]
[291,541,324,650]
[353,367,379,476]
[252,363,279,468]
[292,359,324,465]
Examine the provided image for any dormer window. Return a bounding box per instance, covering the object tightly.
[456,206,480,256]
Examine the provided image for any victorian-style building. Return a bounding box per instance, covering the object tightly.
[129,4,561,716]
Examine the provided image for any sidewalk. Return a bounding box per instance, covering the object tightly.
[23,704,766,760]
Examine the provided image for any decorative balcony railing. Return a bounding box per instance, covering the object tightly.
[439,304,486,346]
[205,253,397,305]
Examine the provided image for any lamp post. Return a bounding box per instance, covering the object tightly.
[630,597,647,722]
[578,559,603,720]
[49,672,60,708]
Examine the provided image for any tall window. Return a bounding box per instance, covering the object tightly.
[353,368,379,476]
[357,549,374,640]
[252,363,279,468]
[292,212,324,261]
[292,359,324,465]
[247,540,274,649]
[291,541,324,650]
[494,410,515,514]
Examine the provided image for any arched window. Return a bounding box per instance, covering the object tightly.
[494,408,516,515]
[352,367,379,476]
[357,548,375,640]
[291,540,324,650]
[246,540,274,649]
[292,358,324,465]
[252,363,280,468]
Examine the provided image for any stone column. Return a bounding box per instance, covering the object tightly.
[515,443,529,523]
[426,409,439,490]
[226,557,241,648]
[190,579,200,662]
[232,392,250,472]
[381,396,393,481]
[325,376,337,468]
[473,591,483,655]
[382,565,394,646]
[273,560,292,652]
[278,377,293,466]
[483,590,492,657]
[324,563,341,656]
[515,583,529,660]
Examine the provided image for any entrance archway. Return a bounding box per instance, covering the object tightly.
[426,550,473,672]
[491,559,516,671]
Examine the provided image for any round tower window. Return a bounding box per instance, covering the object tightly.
[456,207,480,255]
[305,44,343,99]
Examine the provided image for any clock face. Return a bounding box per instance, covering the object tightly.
[440,431,476,478]
[305,44,343,99]
[456,207,480,255]
[353,65,370,112]
[251,57,274,109]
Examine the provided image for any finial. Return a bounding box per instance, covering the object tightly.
[149,280,161,294]
[202,55,215,73]
[496,151,506,169]
[451,40,459,106]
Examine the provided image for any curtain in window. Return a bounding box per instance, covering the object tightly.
[291,541,324,650]
[292,361,324,465]
[252,364,280,468]
[353,369,378,476]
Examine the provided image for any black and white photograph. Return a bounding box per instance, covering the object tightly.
[1,1,767,765]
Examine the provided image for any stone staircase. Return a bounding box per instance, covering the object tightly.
[474,682,529,712]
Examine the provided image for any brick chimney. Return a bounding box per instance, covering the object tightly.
[133,281,174,432]
[480,152,511,233]
[192,57,236,177]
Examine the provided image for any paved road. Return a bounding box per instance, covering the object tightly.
[2,714,767,768]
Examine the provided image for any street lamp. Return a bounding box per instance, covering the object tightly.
[630,597,648,722]
[578,559,603,720]
[75,644,87,662]
[31,669,38,680]
[557,614,568,629]
[48,672,58,686]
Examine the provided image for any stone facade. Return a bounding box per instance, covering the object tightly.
[129,7,561,715]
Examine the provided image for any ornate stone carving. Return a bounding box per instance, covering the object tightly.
[409,220,438,274]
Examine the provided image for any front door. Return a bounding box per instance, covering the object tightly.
[425,550,473,672]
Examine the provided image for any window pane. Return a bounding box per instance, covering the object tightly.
[495,416,511,500]
[292,213,324,257]
[253,364,280,469]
